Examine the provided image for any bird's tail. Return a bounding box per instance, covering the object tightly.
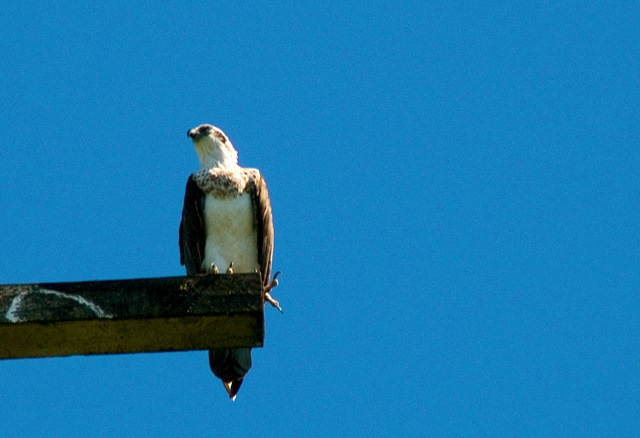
[223,379,244,401]
[209,348,252,400]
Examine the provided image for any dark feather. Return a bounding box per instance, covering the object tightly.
[179,176,206,275]
[249,174,274,287]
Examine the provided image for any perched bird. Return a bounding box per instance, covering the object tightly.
[179,124,280,400]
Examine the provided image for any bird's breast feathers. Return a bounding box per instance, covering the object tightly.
[190,165,263,274]
[201,192,259,274]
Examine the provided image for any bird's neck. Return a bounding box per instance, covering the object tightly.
[195,139,239,169]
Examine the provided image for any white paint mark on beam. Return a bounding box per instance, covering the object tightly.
[6,288,112,323]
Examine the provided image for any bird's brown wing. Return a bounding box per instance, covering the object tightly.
[249,172,274,287]
[179,175,206,275]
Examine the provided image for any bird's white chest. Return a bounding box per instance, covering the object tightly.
[201,193,259,273]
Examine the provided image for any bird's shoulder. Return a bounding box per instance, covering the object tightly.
[191,166,262,197]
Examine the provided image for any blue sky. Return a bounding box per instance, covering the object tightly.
[1,1,639,436]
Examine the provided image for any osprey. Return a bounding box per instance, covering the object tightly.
[179,124,280,400]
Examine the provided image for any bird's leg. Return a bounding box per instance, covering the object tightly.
[264,271,282,313]
[226,262,234,274]
[209,263,220,275]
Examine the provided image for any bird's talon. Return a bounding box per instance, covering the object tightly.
[265,292,283,313]
[264,271,282,312]
[265,278,278,292]
[264,271,281,293]
[209,263,220,275]
[226,262,234,274]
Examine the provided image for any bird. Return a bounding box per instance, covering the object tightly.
[179,124,280,400]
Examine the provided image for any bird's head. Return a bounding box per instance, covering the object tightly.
[187,124,238,169]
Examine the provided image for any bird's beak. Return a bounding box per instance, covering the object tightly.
[187,129,194,139]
